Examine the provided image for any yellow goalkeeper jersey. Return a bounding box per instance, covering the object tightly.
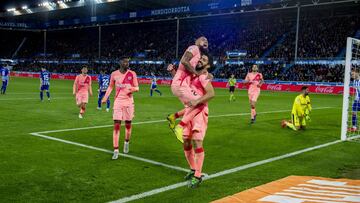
[292,94,312,117]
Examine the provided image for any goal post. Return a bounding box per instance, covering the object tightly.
[341,37,360,141]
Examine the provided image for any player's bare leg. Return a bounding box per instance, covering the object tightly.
[183,138,196,180]
[112,120,121,159]
[189,138,204,188]
[79,103,86,119]
[123,120,132,154]
[250,100,257,124]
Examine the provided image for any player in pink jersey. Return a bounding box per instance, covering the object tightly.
[167,36,210,143]
[244,64,264,124]
[73,66,93,119]
[183,53,214,188]
[101,58,139,160]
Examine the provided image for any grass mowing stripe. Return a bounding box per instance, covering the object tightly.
[29,132,190,173]
[109,139,343,203]
[33,107,334,134]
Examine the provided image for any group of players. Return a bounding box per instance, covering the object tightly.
[2,36,315,189]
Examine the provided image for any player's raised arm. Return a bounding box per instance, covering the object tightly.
[102,74,115,103]
[167,64,176,77]
[180,51,198,75]
[73,76,78,95]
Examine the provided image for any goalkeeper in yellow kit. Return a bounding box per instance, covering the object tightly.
[282,86,312,131]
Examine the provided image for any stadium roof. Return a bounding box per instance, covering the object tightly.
[0,0,357,29]
[0,0,212,20]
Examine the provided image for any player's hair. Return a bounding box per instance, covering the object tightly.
[301,86,309,91]
[81,65,88,69]
[120,57,130,62]
[202,52,214,68]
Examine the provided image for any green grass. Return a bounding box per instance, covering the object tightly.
[0,77,359,203]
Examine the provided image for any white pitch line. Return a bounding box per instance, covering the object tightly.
[35,120,167,134]
[29,132,189,173]
[33,107,335,134]
[109,139,342,203]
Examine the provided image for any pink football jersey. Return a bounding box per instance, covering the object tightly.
[173,45,201,86]
[191,73,210,105]
[245,72,263,92]
[73,74,92,94]
[108,70,139,107]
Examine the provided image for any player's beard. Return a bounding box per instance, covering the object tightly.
[196,65,205,72]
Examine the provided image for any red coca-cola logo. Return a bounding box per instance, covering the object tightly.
[266,84,283,91]
[160,80,171,85]
[315,86,334,93]
[138,79,151,84]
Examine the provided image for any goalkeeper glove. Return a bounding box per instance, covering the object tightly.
[305,114,311,122]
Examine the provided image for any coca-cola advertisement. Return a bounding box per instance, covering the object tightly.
[266,84,283,91]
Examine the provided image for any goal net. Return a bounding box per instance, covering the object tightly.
[341,37,360,141]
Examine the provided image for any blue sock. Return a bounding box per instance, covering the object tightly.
[150,89,153,96]
[155,89,162,95]
[46,91,50,99]
[40,92,43,100]
[98,97,102,108]
[352,114,357,127]
[2,86,6,94]
[107,99,110,109]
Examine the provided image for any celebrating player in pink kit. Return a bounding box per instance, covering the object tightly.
[167,36,209,143]
[101,58,139,160]
[183,53,214,188]
[244,64,264,124]
[73,66,93,119]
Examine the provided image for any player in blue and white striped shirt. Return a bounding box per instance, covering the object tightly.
[97,69,111,112]
[150,73,162,96]
[350,69,360,131]
[40,67,51,101]
[1,64,10,95]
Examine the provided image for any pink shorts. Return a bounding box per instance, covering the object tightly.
[183,107,209,141]
[171,84,200,106]
[76,93,89,105]
[113,105,134,121]
[248,91,260,102]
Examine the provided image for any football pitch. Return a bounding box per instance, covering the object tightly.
[0,77,359,202]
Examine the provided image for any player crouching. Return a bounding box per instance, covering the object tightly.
[282,86,312,131]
